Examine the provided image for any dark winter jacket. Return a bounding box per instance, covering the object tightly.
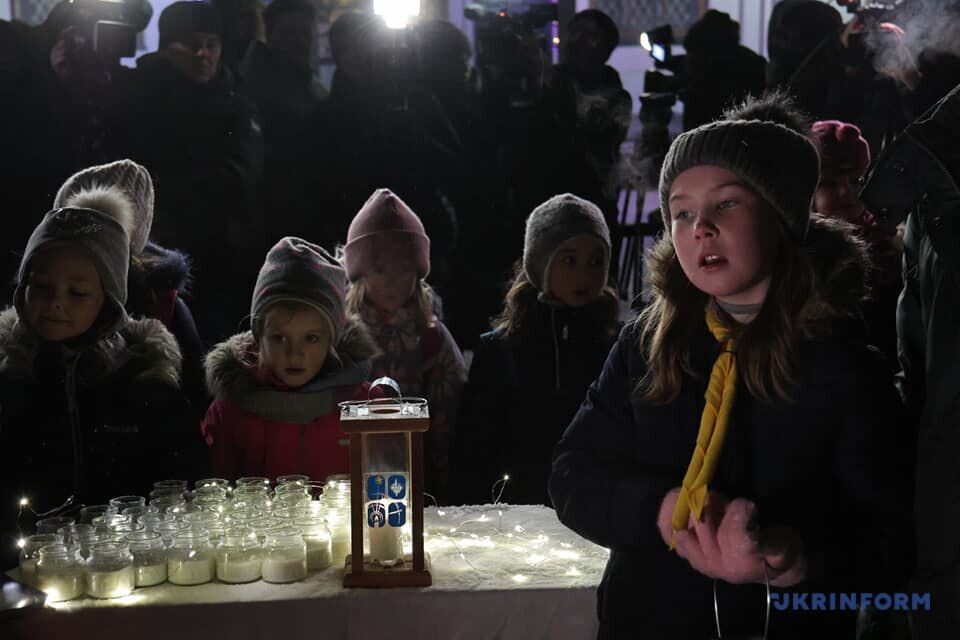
[127,242,205,410]
[452,300,618,506]
[0,307,192,555]
[862,83,960,585]
[120,53,264,343]
[549,221,914,638]
[201,317,377,481]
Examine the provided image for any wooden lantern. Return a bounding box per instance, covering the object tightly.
[338,381,432,588]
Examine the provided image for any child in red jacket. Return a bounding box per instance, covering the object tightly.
[201,237,378,480]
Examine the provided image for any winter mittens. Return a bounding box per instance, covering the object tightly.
[658,487,807,587]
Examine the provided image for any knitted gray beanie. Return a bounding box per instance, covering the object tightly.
[54,159,154,256]
[251,237,347,341]
[16,186,134,336]
[523,193,611,297]
[659,119,820,240]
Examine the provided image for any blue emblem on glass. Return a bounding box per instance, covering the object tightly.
[366,475,386,500]
[388,502,406,527]
[387,475,406,500]
[367,502,386,528]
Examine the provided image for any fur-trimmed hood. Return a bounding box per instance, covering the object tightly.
[205,315,379,400]
[0,306,182,387]
[796,213,872,334]
[130,242,192,295]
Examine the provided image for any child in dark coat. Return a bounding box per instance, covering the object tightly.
[549,97,914,639]
[0,188,190,556]
[452,193,619,506]
[202,237,377,481]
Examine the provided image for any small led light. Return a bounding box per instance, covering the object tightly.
[16,538,26,549]
[19,497,29,507]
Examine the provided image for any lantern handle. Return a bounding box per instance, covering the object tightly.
[369,376,401,400]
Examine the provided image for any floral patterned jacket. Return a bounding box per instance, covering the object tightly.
[359,299,467,501]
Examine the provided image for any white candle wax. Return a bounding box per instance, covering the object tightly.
[217,556,261,583]
[86,566,135,599]
[331,537,350,567]
[19,558,37,586]
[305,538,332,570]
[135,563,167,587]
[37,570,84,602]
[262,556,307,583]
[369,526,402,565]
[167,557,215,585]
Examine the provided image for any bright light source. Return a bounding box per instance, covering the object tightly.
[374,0,421,29]
[19,497,28,507]
[503,474,510,481]
[552,37,560,45]
[640,32,651,52]
[16,538,26,549]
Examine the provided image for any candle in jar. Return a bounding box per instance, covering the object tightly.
[167,557,215,585]
[262,555,307,583]
[369,525,402,565]
[37,570,84,602]
[18,558,37,586]
[330,536,349,567]
[135,562,167,587]
[217,555,261,584]
[86,566,135,598]
[305,538,332,570]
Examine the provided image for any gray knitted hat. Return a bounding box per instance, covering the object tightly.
[16,187,134,336]
[659,119,820,240]
[54,159,155,256]
[252,237,347,341]
[523,193,611,297]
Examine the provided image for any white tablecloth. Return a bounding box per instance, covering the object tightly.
[3,505,609,640]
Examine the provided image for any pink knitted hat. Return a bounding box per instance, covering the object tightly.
[812,120,871,178]
[343,189,431,282]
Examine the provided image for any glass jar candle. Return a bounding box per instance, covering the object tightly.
[262,527,307,584]
[276,474,310,486]
[195,478,230,490]
[79,504,117,524]
[138,512,176,532]
[91,513,131,533]
[324,504,351,568]
[153,479,189,492]
[121,504,159,521]
[167,530,215,585]
[109,495,146,511]
[250,516,283,545]
[150,494,187,513]
[36,543,84,602]
[36,516,75,534]
[85,541,135,598]
[237,477,271,489]
[155,521,188,547]
[295,518,332,571]
[19,534,62,586]
[126,531,167,587]
[216,527,262,584]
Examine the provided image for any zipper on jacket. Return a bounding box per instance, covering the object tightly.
[65,353,84,498]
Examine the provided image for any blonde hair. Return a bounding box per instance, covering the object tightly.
[491,260,620,337]
[345,278,437,330]
[635,214,868,404]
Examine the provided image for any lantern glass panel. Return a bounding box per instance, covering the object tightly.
[361,431,410,566]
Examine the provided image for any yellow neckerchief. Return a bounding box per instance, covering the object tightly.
[669,302,738,548]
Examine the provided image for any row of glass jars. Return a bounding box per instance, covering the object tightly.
[22,524,333,602]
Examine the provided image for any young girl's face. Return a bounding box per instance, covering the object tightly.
[814,171,865,222]
[23,246,105,342]
[669,165,778,307]
[547,234,607,307]
[364,254,418,314]
[259,306,332,388]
